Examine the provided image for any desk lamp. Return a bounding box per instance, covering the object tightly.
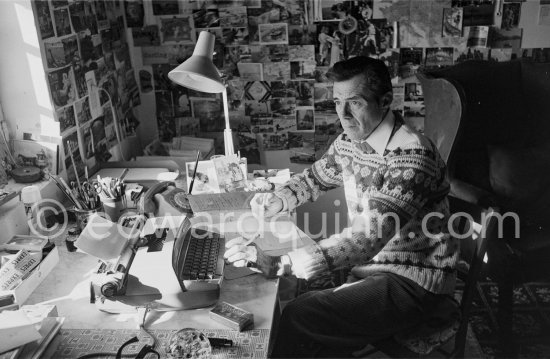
[168,31,234,156]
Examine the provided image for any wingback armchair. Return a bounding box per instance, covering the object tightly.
[418,59,550,357]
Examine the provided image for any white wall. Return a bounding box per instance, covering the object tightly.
[517,0,550,48]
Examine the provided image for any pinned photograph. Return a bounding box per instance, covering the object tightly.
[263,62,291,81]
[192,8,220,28]
[296,81,315,107]
[152,0,179,15]
[399,47,424,79]
[79,123,94,159]
[489,27,523,49]
[48,66,77,109]
[314,83,336,115]
[53,8,71,37]
[425,47,454,69]
[442,7,463,37]
[222,27,249,46]
[69,1,97,34]
[289,25,317,45]
[271,98,296,118]
[289,132,315,164]
[237,63,264,81]
[244,81,271,102]
[125,0,145,28]
[132,25,161,46]
[289,45,316,62]
[34,0,54,39]
[270,81,297,98]
[45,40,66,69]
[75,97,92,126]
[296,108,315,131]
[290,61,316,80]
[219,6,248,27]
[190,97,225,132]
[160,16,194,44]
[259,23,289,45]
[466,26,490,48]
[245,101,271,118]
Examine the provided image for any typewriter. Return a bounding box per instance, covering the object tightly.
[171,217,225,309]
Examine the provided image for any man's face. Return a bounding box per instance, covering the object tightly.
[333,74,390,141]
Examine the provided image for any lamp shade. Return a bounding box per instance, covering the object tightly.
[168,31,225,93]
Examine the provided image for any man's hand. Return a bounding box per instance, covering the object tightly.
[224,237,281,278]
[250,193,283,218]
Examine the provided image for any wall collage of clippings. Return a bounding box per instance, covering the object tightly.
[33,0,141,182]
[131,0,550,166]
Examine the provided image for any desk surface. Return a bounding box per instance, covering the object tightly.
[25,214,312,357]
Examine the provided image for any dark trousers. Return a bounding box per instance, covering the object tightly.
[271,272,446,358]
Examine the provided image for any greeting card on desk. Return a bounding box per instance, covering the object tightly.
[75,214,131,261]
[185,160,220,194]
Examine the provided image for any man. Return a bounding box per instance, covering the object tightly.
[225,57,458,357]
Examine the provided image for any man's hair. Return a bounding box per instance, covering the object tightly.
[325,56,393,101]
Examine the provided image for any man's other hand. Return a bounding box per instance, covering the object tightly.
[224,237,281,278]
[250,193,283,218]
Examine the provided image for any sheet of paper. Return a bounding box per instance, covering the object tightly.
[0,310,42,353]
[187,192,257,212]
[75,214,130,261]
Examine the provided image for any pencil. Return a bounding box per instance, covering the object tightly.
[188,150,201,195]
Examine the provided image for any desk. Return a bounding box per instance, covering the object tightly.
[25,213,311,358]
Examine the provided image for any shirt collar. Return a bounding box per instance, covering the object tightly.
[354,110,395,156]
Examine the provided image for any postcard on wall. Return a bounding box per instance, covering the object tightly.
[12,139,58,175]
[48,66,77,109]
[185,160,220,194]
[219,6,248,27]
[132,25,161,46]
[34,0,55,39]
[289,45,316,62]
[488,27,523,49]
[160,16,195,44]
[125,0,145,28]
[263,62,291,81]
[466,26,489,47]
[53,7,72,37]
[56,105,77,135]
[237,63,264,81]
[44,39,66,69]
[259,23,289,45]
[442,7,463,37]
[192,8,220,28]
[289,131,315,164]
[78,123,94,160]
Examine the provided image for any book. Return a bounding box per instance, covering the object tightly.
[0,235,48,253]
[209,301,254,331]
[16,317,65,359]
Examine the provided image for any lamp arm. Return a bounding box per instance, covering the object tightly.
[222,88,234,156]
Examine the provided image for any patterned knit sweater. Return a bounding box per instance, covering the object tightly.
[275,117,458,294]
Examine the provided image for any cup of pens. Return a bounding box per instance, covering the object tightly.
[96,176,126,223]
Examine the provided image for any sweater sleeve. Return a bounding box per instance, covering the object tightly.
[287,145,449,280]
[273,136,344,212]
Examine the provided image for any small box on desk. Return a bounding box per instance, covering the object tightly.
[0,246,59,306]
[210,301,254,331]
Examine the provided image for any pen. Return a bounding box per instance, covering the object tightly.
[188,150,200,194]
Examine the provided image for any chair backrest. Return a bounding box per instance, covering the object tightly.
[448,195,498,358]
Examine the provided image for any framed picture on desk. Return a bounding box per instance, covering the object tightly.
[185,160,220,194]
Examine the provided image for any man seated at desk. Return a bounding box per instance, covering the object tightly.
[225,57,458,358]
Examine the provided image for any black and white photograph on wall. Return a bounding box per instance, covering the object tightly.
[222,46,244,78]
[79,33,102,73]
[289,131,315,164]
[155,91,173,118]
[68,1,97,34]
[489,27,523,49]
[290,61,317,80]
[63,34,79,64]
[53,7,71,37]
[289,25,317,45]
[91,117,112,162]
[152,0,179,15]
[172,88,191,117]
[192,8,220,28]
[176,117,200,137]
[271,98,296,118]
[236,132,260,164]
[230,116,251,133]
[132,25,161,46]
[263,62,291,81]
[124,0,144,28]
[270,81,296,98]
[237,63,264,81]
[245,101,271,118]
[45,40,66,69]
[191,97,225,132]
[314,83,336,115]
[160,16,195,44]
[34,0,54,39]
[487,48,513,62]
[314,114,341,156]
[79,123,94,159]
[75,97,92,126]
[115,44,132,71]
[219,6,248,27]
[462,2,495,26]
[259,23,289,45]
[316,23,338,66]
[425,47,454,69]
[222,28,250,46]
[399,47,423,79]
[48,66,77,109]
[296,108,315,131]
[391,83,405,113]
[289,45,316,63]
[121,109,139,138]
[258,131,288,151]
[454,46,487,62]
[442,7,463,37]
[314,0,346,22]
[296,81,315,107]
[378,49,400,80]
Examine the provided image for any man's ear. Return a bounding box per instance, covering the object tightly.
[381,92,393,109]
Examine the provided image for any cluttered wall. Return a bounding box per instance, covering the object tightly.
[129,0,550,169]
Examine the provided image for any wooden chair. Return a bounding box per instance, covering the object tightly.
[353,195,499,358]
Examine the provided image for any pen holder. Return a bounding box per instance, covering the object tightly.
[73,206,101,232]
[100,195,124,223]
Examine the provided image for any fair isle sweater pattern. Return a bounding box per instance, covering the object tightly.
[275,123,459,294]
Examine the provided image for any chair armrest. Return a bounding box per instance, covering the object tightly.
[449,179,498,208]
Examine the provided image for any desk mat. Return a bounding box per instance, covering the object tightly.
[52,328,270,358]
